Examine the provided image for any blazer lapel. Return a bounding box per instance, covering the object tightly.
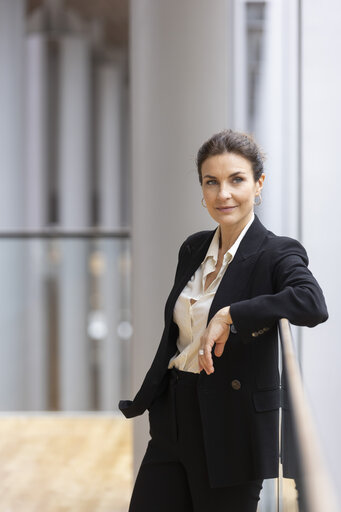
[164,228,217,321]
[165,215,268,327]
[207,216,268,324]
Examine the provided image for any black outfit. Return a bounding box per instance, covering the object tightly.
[119,216,328,510]
[129,368,263,512]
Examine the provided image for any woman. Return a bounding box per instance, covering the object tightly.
[119,130,328,511]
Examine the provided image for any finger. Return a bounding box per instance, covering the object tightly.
[214,341,225,357]
[198,353,204,371]
[199,333,217,374]
[198,346,212,374]
[203,344,214,374]
[214,327,230,357]
[198,350,205,372]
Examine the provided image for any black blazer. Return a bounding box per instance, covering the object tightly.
[119,216,328,487]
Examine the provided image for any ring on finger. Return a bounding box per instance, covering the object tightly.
[198,349,204,356]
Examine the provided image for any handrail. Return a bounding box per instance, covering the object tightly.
[279,318,339,512]
[0,228,130,239]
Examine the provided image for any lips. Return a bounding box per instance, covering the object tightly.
[216,206,237,213]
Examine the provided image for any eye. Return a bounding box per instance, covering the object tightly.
[232,176,243,183]
[205,179,218,185]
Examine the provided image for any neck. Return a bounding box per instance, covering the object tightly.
[219,212,254,253]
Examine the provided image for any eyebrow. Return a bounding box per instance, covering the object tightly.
[202,171,246,179]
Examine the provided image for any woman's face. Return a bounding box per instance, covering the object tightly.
[201,152,264,232]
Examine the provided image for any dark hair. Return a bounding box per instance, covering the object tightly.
[196,129,265,184]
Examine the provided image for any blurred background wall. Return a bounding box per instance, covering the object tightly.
[0,0,340,507]
[0,0,131,413]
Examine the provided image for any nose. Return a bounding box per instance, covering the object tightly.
[218,183,232,200]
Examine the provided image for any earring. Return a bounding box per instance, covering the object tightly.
[201,197,207,208]
[254,194,262,206]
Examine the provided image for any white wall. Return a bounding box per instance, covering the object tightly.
[301,0,341,499]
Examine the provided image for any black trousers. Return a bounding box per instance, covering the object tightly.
[129,369,263,512]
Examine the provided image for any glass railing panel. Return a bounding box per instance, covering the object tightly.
[278,319,339,512]
[0,234,131,412]
[259,318,339,511]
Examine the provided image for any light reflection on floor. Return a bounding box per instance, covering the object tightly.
[0,415,132,512]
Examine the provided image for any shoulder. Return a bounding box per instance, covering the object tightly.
[263,230,309,265]
[183,229,214,248]
[176,229,215,262]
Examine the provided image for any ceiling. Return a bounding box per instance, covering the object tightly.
[27,0,129,48]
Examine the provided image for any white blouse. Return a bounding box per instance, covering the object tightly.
[168,214,254,373]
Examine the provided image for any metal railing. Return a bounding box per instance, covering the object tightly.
[279,319,339,512]
[0,228,130,239]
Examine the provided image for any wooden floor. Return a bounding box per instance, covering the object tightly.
[0,415,299,511]
[0,415,132,512]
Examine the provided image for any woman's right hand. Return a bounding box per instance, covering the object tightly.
[198,306,232,375]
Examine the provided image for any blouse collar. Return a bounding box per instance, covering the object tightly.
[202,213,255,274]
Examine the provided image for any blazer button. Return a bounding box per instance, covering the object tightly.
[231,379,241,390]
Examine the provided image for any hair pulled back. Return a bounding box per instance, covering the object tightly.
[196,129,265,184]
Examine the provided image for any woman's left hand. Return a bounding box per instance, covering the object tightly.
[199,306,232,375]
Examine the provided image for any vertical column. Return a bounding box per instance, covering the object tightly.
[130,0,233,471]
[0,0,26,409]
[58,35,91,410]
[253,0,284,234]
[97,57,123,229]
[0,0,25,227]
[26,34,49,228]
[252,0,300,238]
[96,56,124,410]
[25,33,49,409]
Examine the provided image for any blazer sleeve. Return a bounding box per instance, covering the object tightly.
[229,237,328,343]
[118,236,190,418]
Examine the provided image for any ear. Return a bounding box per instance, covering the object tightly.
[255,173,265,195]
